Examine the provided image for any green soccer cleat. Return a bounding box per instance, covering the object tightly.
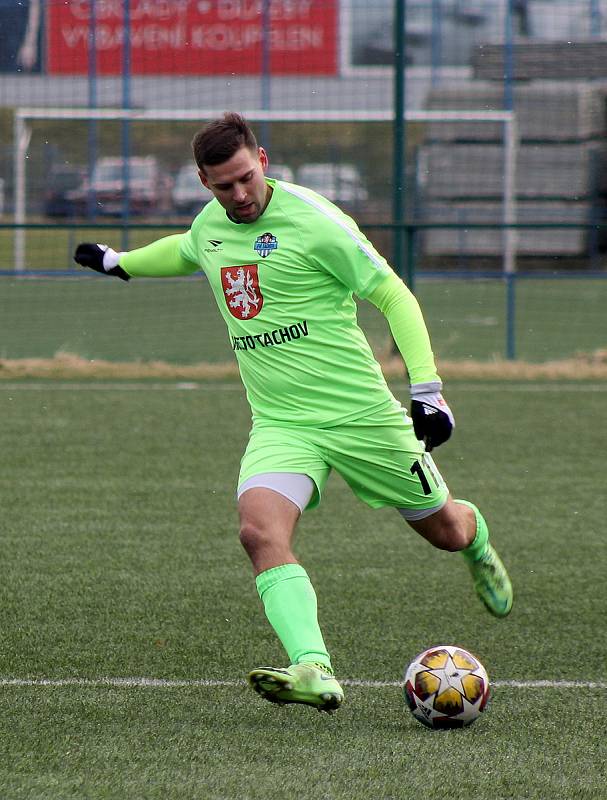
[248,662,344,714]
[468,543,513,617]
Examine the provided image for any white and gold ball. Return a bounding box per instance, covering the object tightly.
[404,645,490,729]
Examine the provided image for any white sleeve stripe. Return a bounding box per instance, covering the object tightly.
[280,183,387,272]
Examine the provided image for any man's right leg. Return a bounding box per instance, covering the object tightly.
[238,482,343,712]
[405,497,513,617]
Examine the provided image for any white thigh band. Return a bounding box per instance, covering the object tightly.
[396,496,448,521]
[237,472,316,513]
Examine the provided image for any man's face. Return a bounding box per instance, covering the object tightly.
[199,146,270,224]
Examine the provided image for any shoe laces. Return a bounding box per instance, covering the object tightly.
[302,661,334,676]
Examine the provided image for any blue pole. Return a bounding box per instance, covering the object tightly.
[505,273,516,360]
[393,0,407,284]
[260,0,271,152]
[504,0,516,359]
[590,0,602,36]
[430,0,442,86]
[503,0,514,112]
[121,0,131,251]
[87,0,97,219]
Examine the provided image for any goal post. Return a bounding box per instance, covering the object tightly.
[405,110,518,275]
[12,106,517,273]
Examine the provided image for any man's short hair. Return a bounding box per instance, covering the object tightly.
[192,112,258,171]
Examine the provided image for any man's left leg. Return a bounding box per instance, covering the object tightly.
[405,496,513,617]
[238,482,344,712]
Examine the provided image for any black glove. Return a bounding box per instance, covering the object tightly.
[410,382,455,452]
[74,243,130,281]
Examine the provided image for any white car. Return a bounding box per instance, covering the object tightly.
[69,156,174,217]
[296,163,368,208]
[172,162,296,217]
[172,165,214,217]
[266,164,295,183]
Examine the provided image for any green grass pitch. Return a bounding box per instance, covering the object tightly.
[1,379,605,798]
[2,274,607,364]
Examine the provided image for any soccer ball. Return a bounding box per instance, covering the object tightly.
[404,645,490,729]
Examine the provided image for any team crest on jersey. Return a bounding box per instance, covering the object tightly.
[254,232,278,259]
[221,265,264,320]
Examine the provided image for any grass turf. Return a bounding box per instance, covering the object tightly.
[2,686,605,799]
[1,380,606,798]
[1,275,607,364]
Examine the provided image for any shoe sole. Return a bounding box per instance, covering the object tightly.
[248,672,343,714]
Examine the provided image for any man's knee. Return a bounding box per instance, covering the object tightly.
[239,517,274,556]
[430,520,469,552]
[407,499,475,552]
[237,487,301,570]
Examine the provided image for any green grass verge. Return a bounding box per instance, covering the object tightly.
[0,225,184,272]
[1,275,606,364]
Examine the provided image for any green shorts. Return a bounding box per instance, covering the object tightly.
[238,405,449,513]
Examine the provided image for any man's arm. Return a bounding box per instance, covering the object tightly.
[73,234,199,279]
[366,270,455,451]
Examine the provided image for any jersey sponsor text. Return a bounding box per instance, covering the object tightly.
[232,320,309,351]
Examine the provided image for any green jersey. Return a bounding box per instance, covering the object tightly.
[179,178,402,426]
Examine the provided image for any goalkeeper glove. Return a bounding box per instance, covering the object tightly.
[74,243,130,281]
[410,381,455,452]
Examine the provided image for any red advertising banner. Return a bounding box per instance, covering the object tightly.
[47,1,338,76]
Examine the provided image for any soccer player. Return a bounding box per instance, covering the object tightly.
[74,112,513,714]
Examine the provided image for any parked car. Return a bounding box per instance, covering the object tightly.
[267,163,295,182]
[172,162,294,217]
[296,163,369,208]
[172,164,214,217]
[67,156,173,217]
[44,164,86,217]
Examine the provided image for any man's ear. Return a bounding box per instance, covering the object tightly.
[258,147,269,172]
[198,168,210,189]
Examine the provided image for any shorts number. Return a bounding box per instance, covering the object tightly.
[410,459,432,495]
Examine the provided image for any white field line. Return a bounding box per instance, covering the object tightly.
[0,382,606,393]
[0,677,605,690]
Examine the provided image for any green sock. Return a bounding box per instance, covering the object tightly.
[455,499,490,563]
[255,563,332,670]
